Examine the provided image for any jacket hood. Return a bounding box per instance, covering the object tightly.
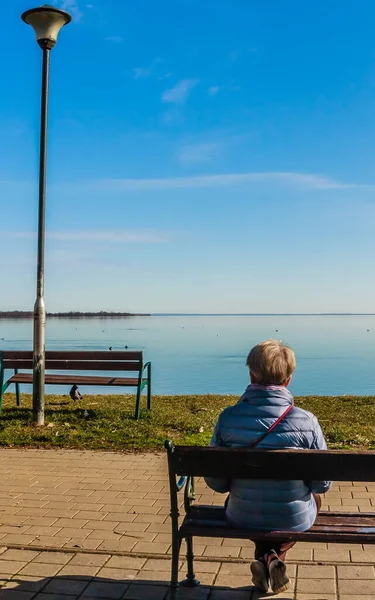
[239,384,294,407]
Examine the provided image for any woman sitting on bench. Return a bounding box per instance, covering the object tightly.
[205,339,331,595]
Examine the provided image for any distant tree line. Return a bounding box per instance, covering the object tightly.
[0,311,150,318]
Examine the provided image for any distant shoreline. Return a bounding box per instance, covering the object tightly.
[0,311,150,319]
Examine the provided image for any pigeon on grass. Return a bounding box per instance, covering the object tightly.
[70,385,83,401]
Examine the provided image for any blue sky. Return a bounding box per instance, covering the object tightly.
[2,0,375,313]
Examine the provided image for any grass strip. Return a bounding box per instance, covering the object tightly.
[0,393,374,451]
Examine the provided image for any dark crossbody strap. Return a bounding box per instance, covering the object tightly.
[249,403,294,449]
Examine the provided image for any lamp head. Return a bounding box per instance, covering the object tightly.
[21,4,72,50]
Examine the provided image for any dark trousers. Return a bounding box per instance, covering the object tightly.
[253,493,322,562]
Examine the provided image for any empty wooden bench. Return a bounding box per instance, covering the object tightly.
[165,441,375,595]
[0,350,151,419]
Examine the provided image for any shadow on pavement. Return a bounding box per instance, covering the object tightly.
[0,573,295,599]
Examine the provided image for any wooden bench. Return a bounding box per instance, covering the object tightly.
[0,350,151,419]
[165,440,375,595]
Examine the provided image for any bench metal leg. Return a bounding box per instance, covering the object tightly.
[15,370,21,407]
[180,536,200,587]
[0,366,3,413]
[134,385,141,420]
[147,362,152,411]
[170,536,181,597]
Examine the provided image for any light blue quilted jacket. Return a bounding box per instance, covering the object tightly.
[205,385,331,532]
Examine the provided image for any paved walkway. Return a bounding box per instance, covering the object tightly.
[0,449,375,598]
[1,546,374,600]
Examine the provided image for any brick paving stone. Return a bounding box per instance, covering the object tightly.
[0,550,40,562]
[81,580,129,598]
[29,535,71,547]
[0,591,36,599]
[337,578,375,595]
[297,577,336,594]
[97,567,139,580]
[295,596,336,600]
[252,587,295,599]
[124,584,169,599]
[0,560,28,574]
[18,562,65,577]
[98,539,138,552]
[214,573,251,588]
[55,527,94,538]
[131,541,170,554]
[32,551,73,564]
[285,548,312,561]
[57,564,100,578]
[72,512,108,521]
[84,520,119,531]
[69,553,111,567]
[98,557,141,571]
[64,538,103,550]
[86,530,119,541]
[3,575,50,592]
[210,591,249,600]
[44,509,80,519]
[25,526,62,537]
[165,587,211,599]
[341,597,375,600]
[298,565,336,579]
[104,513,137,523]
[203,546,240,559]
[33,594,78,600]
[313,548,350,562]
[337,565,375,579]
[238,545,255,559]
[351,549,375,562]
[42,577,88,595]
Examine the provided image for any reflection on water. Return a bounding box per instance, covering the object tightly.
[0,315,375,396]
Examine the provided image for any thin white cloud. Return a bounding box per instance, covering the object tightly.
[157,73,172,81]
[179,143,218,165]
[105,36,122,44]
[161,79,199,104]
[74,172,363,192]
[52,0,83,21]
[133,58,162,79]
[208,86,221,96]
[5,230,170,244]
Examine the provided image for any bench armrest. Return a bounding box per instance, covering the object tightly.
[177,476,187,491]
[176,476,196,513]
[143,362,151,372]
[184,476,195,513]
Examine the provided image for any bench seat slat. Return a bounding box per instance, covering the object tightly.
[8,373,146,386]
[186,506,375,528]
[180,507,375,543]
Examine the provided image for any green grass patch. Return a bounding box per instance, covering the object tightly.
[1,393,375,451]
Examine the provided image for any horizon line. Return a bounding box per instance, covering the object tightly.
[152,312,375,316]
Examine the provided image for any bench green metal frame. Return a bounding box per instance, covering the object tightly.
[165,441,375,597]
[0,350,151,419]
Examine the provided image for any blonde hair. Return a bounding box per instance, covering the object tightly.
[246,339,296,386]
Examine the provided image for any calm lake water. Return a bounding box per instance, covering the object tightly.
[1,315,375,396]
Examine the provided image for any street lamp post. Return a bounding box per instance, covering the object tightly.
[21,5,71,426]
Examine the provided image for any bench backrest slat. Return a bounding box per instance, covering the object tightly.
[2,360,141,371]
[168,446,375,482]
[0,351,143,370]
